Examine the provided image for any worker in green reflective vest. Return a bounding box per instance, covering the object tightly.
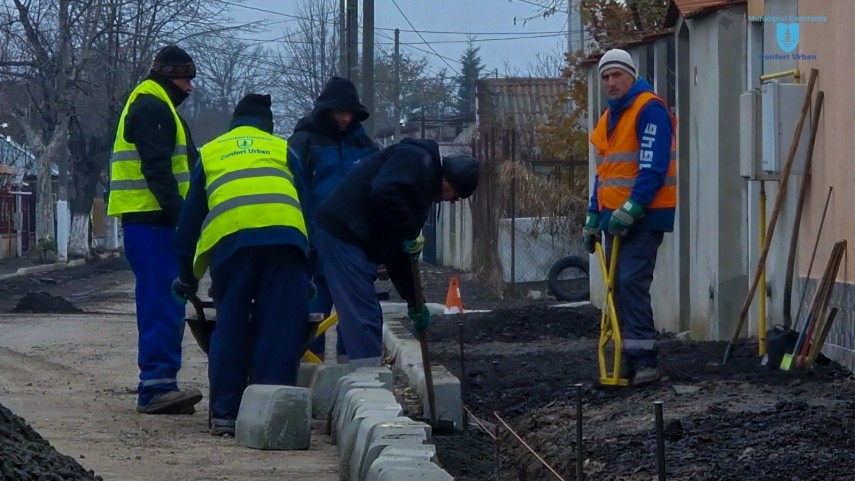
[172,94,312,436]
[106,45,202,415]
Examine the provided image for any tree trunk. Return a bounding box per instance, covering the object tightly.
[34,156,55,244]
[68,112,109,259]
[68,212,90,257]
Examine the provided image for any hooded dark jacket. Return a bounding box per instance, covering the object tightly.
[314,138,443,306]
[287,77,379,255]
[119,73,199,227]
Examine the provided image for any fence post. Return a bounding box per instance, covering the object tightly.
[510,129,516,289]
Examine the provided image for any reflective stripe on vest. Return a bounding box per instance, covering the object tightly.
[590,91,678,211]
[107,79,190,216]
[192,126,307,279]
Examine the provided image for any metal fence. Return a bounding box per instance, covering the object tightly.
[471,128,589,298]
[0,190,35,254]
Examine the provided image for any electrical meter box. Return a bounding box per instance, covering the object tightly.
[760,81,811,175]
[739,89,761,179]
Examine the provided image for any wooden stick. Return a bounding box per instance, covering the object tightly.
[723,68,819,364]
[783,91,825,328]
[799,240,845,366]
[807,307,840,368]
[793,241,842,362]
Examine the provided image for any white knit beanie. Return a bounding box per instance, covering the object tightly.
[598,49,637,79]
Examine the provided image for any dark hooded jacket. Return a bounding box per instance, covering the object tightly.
[119,73,199,227]
[287,77,379,257]
[314,138,443,306]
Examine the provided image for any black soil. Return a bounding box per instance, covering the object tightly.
[11,291,84,314]
[0,256,129,313]
[1,402,102,480]
[403,302,855,480]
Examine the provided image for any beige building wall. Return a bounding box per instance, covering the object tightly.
[797,0,855,368]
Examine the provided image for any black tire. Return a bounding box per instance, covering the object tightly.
[547,256,590,302]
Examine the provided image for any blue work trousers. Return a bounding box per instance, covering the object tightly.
[313,225,383,367]
[208,245,310,422]
[604,230,664,368]
[123,224,185,406]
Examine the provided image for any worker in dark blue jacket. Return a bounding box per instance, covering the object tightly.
[313,138,479,367]
[287,76,379,362]
[172,94,311,436]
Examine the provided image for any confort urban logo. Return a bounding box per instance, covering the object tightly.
[748,15,827,61]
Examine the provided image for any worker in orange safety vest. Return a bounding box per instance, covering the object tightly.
[584,48,677,387]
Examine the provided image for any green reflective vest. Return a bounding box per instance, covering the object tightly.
[193,126,307,278]
[107,79,189,217]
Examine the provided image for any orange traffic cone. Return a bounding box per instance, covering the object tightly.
[444,276,464,314]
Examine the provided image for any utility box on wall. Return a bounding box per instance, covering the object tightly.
[739,89,761,179]
[760,81,811,175]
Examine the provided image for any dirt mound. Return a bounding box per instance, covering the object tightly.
[10,291,84,314]
[421,303,855,480]
[424,303,601,344]
[1,402,102,480]
[499,398,855,481]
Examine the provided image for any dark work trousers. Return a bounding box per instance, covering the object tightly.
[313,225,383,368]
[307,256,347,359]
[208,245,310,422]
[604,230,664,368]
[123,224,185,406]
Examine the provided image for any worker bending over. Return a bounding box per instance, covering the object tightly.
[313,138,479,367]
[173,94,311,436]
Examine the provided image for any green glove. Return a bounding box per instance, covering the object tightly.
[608,199,644,237]
[403,233,425,255]
[408,305,431,332]
[582,212,600,254]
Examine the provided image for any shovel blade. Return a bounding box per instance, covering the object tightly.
[780,354,794,371]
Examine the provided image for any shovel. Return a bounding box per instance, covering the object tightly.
[185,294,216,355]
[409,255,457,435]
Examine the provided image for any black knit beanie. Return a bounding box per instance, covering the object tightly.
[150,45,196,79]
[232,94,274,132]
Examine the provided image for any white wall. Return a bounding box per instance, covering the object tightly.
[497,217,584,284]
[436,199,473,271]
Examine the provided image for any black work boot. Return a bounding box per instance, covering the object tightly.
[633,366,662,387]
[137,388,203,415]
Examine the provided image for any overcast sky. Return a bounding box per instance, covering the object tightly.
[225,0,572,77]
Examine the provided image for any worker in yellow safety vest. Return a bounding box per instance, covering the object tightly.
[107,45,203,415]
[584,49,678,387]
[172,94,312,437]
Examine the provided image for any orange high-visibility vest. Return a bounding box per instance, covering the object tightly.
[590,91,677,211]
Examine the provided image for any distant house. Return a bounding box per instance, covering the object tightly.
[0,136,36,258]
[466,77,583,294]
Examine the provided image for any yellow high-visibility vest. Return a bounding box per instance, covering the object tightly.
[107,79,190,216]
[193,126,307,278]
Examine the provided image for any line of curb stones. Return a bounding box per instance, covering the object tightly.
[291,308,460,480]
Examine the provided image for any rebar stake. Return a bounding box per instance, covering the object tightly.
[654,401,666,481]
[494,419,501,481]
[458,322,468,430]
[575,383,584,481]
[491,360,499,410]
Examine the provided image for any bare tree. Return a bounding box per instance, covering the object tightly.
[182,35,274,143]
[0,0,256,258]
[271,0,341,125]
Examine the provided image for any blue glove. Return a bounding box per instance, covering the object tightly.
[608,199,644,237]
[582,212,600,254]
[408,306,431,332]
[403,233,425,255]
[171,278,198,302]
